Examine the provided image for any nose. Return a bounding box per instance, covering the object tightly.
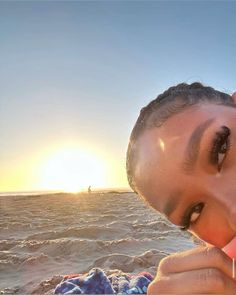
[211,184,236,232]
[207,180,236,233]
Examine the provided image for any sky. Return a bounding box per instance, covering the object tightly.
[1,1,236,192]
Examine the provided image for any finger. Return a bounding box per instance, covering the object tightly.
[158,246,234,280]
[148,267,236,294]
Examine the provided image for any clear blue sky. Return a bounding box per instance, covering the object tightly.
[1,1,236,191]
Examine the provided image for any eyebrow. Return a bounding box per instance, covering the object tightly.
[182,117,215,173]
[163,118,215,218]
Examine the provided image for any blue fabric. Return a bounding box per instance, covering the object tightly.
[54,268,154,294]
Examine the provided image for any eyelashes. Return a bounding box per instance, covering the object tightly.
[180,202,204,231]
[209,126,231,171]
[180,126,232,232]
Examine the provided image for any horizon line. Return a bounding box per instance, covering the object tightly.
[0,187,132,194]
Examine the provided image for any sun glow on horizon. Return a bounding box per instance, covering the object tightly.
[39,148,107,192]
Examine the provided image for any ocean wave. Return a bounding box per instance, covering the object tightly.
[0,251,50,269]
[26,225,129,241]
[14,238,143,256]
[14,239,100,257]
[19,253,50,268]
[0,222,33,232]
[0,192,195,293]
[132,220,174,231]
[88,249,168,273]
[0,240,20,251]
[12,237,170,260]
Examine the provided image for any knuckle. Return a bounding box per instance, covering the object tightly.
[201,268,226,291]
[158,256,175,274]
[205,246,222,260]
[205,246,226,264]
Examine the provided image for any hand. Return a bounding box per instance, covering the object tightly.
[147,246,236,294]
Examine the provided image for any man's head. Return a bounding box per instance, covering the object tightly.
[126,82,236,248]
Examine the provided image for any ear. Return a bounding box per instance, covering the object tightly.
[232,92,236,104]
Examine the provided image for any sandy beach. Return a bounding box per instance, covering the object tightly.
[0,192,196,294]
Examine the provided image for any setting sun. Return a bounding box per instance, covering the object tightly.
[39,148,107,192]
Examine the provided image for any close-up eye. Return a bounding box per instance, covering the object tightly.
[209,126,231,171]
[180,202,205,231]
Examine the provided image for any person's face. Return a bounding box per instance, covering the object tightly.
[134,100,236,248]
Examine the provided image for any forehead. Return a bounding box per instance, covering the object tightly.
[134,103,235,210]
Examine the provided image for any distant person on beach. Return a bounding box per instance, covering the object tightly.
[126,82,236,294]
[88,185,91,194]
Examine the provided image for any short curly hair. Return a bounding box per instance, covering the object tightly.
[126,82,235,192]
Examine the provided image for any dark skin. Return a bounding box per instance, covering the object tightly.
[134,93,236,294]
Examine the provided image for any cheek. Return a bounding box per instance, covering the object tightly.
[196,228,222,247]
[193,213,231,248]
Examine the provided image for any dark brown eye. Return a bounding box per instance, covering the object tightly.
[209,126,231,171]
[180,203,204,231]
[189,203,203,222]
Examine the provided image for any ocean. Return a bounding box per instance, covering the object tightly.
[0,192,196,294]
